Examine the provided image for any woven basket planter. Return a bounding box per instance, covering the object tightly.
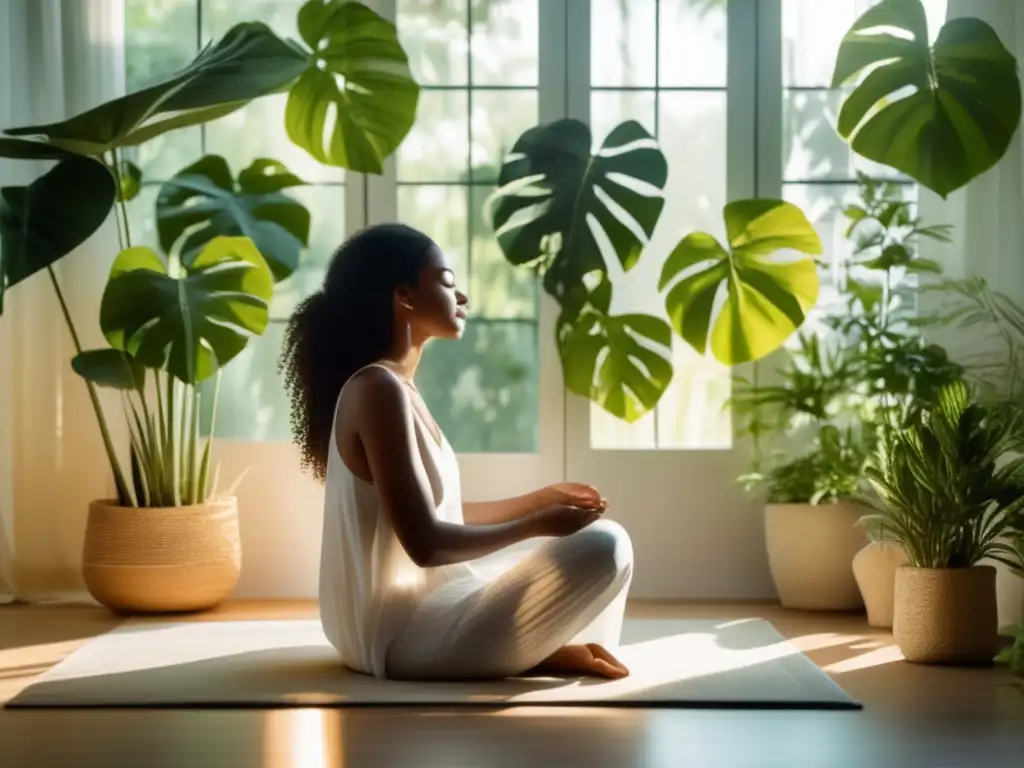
[82,497,241,615]
[893,565,999,665]
[764,502,868,611]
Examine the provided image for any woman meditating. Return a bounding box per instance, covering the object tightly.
[280,223,634,682]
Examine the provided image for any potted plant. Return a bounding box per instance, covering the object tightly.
[863,380,1024,664]
[744,424,870,611]
[921,277,1024,631]
[734,175,963,617]
[0,3,419,611]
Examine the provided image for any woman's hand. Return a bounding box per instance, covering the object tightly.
[537,482,607,512]
[528,504,604,538]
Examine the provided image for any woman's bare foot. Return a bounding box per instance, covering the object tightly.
[527,643,629,680]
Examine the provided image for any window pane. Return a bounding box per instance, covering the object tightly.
[591,0,657,87]
[658,0,727,87]
[397,185,470,285]
[587,87,731,450]
[416,321,539,453]
[267,185,347,321]
[470,0,539,87]
[397,90,471,183]
[201,322,293,442]
[125,0,197,91]
[202,0,299,40]
[783,89,901,182]
[468,185,538,319]
[783,0,948,87]
[469,89,538,182]
[397,0,469,86]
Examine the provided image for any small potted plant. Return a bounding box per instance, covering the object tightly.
[863,380,1024,664]
[741,422,869,610]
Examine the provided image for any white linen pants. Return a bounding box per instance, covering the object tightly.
[385,519,634,680]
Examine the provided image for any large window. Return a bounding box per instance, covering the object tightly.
[394,0,542,453]
[122,0,945,454]
[588,0,731,450]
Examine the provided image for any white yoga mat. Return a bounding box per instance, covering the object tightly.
[6,618,859,709]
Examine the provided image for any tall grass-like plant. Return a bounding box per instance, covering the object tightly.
[862,381,1024,570]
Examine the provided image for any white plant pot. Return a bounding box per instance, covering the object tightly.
[852,540,910,629]
[764,501,868,611]
[995,561,1024,632]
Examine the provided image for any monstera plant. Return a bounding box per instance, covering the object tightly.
[831,0,1022,198]
[487,118,822,422]
[0,1,418,506]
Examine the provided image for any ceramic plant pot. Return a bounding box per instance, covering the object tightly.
[764,501,868,611]
[82,497,241,614]
[853,540,910,629]
[893,565,1000,665]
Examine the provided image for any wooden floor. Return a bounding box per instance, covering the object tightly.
[0,599,1021,767]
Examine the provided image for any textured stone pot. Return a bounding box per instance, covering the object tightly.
[853,540,910,629]
[764,502,868,611]
[893,565,1000,665]
[82,497,241,614]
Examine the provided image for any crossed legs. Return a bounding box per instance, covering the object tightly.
[385,519,634,681]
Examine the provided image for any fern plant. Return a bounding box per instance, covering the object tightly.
[862,381,1024,569]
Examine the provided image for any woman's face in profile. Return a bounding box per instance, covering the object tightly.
[402,245,469,341]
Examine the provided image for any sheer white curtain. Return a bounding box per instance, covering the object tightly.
[0,0,126,603]
[919,0,1024,628]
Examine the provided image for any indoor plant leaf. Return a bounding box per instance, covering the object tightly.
[0,155,116,315]
[557,276,673,422]
[4,22,307,154]
[71,348,145,391]
[284,0,420,173]
[831,0,1022,198]
[117,160,143,202]
[658,198,822,365]
[99,236,274,384]
[156,155,310,281]
[0,137,78,160]
[487,118,668,302]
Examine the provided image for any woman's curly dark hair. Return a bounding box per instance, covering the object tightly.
[279,223,437,481]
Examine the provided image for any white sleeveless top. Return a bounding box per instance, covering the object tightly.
[318,363,477,678]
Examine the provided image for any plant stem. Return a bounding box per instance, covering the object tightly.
[46,265,135,506]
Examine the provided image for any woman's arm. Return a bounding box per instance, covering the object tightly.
[351,369,543,567]
[464,483,606,525]
[463,493,549,525]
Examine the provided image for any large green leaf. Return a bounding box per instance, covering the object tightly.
[487,118,668,301]
[284,0,420,173]
[0,155,116,314]
[156,155,309,282]
[659,199,822,365]
[100,236,274,384]
[557,275,674,422]
[71,348,145,391]
[4,23,307,154]
[831,0,1022,198]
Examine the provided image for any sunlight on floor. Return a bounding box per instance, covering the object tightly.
[263,709,343,768]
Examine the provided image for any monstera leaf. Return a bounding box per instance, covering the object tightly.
[659,199,822,365]
[5,23,307,154]
[831,0,1022,198]
[0,155,116,314]
[285,0,420,173]
[71,348,146,391]
[487,118,668,301]
[157,155,309,281]
[100,237,273,384]
[557,275,673,422]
